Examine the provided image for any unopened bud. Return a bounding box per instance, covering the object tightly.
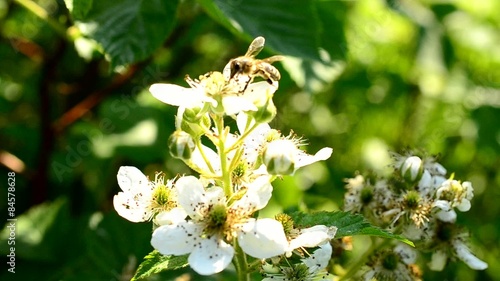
[263,140,296,175]
[401,156,423,182]
[168,131,195,160]
[180,111,211,138]
[183,106,203,123]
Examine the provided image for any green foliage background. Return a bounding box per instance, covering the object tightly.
[0,0,498,280]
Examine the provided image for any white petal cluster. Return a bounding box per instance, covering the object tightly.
[150,71,278,116]
[433,179,474,222]
[151,175,288,275]
[346,153,487,274]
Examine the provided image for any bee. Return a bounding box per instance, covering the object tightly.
[224,36,284,93]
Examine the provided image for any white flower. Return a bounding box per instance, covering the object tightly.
[149,72,277,115]
[433,180,474,221]
[362,246,420,281]
[151,175,288,275]
[113,166,186,223]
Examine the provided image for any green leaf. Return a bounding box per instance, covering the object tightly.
[290,211,415,247]
[132,250,189,280]
[278,0,348,93]
[68,0,179,67]
[316,0,348,61]
[198,0,322,61]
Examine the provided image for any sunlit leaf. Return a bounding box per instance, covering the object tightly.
[198,0,322,60]
[68,0,179,67]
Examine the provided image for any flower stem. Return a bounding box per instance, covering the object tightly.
[13,0,71,41]
[214,115,232,196]
[234,239,250,281]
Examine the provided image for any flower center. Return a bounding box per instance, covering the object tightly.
[284,264,310,281]
[436,222,454,242]
[150,183,176,213]
[403,190,421,210]
[205,204,228,235]
[381,252,399,271]
[360,186,374,205]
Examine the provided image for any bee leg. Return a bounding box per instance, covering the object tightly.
[240,80,251,94]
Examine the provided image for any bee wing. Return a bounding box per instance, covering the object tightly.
[245,36,265,57]
[262,55,284,64]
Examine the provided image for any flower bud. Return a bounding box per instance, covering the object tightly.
[183,106,203,123]
[168,130,195,160]
[263,140,296,175]
[180,111,211,138]
[401,156,423,182]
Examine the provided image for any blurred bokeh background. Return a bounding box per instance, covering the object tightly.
[0,0,498,280]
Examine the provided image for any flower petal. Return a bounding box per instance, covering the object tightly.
[243,81,277,102]
[453,240,488,270]
[176,176,207,217]
[114,166,152,222]
[188,237,234,275]
[232,176,273,214]
[189,144,221,175]
[113,192,150,222]
[222,96,257,115]
[151,221,200,255]
[149,83,208,107]
[295,147,333,169]
[117,166,150,193]
[288,225,336,251]
[176,176,225,219]
[394,243,417,264]
[436,209,457,222]
[433,200,451,211]
[238,218,288,259]
[457,199,471,212]
[428,250,447,271]
[302,243,332,273]
[154,207,188,225]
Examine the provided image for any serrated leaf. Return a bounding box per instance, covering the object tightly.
[132,250,188,280]
[69,0,179,67]
[290,211,414,247]
[198,0,322,61]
